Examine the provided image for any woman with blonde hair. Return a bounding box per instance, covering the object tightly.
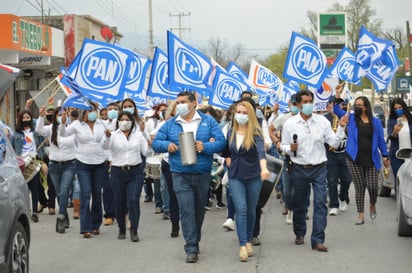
[223,100,270,262]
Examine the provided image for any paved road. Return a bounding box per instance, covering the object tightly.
[29,188,412,273]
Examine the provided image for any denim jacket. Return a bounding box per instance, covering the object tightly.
[12,130,46,159]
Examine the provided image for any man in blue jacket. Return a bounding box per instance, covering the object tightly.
[152,91,226,263]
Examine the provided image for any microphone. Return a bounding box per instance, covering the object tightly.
[292,134,297,157]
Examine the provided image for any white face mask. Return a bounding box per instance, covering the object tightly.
[118,120,132,131]
[176,103,190,116]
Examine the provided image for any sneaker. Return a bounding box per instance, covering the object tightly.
[162,212,170,220]
[340,201,348,212]
[205,199,213,211]
[154,207,162,214]
[216,201,226,209]
[252,236,261,246]
[286,210,293,225]
[328,208,338,216]
[31,213,39,223]
[222,218,235,231]
[104,217,114,225]
[144,196,153,203]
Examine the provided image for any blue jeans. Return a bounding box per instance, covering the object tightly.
[172,172,210,254]
[153,179,163,209]
[75,160,105,233]
[291,164,328,246]
[226,185,235,219]
[161,160,179,224]
[102,162,115,219]
[160,172,170,213]
[327,152,352,208]
[229,176,262,246]
[49,160,76,216]
[110,164,144,231]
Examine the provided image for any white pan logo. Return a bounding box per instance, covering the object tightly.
[176,48,203,85]
[80,48,123,90]
[292,43,325,80]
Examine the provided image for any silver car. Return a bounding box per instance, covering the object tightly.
[396,148,412,236]
[0,130,31,273]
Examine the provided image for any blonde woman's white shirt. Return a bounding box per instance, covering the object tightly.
[36,116,76,162]
[103,127,148,167]
[59,119,106,164]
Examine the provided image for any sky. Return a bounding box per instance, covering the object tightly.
[2,0,412,63]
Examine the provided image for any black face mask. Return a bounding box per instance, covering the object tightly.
[22,120,32,128]
[342,107,348,112]
[46,115,53,122]
[71,110,79,118]
[354,107,363,116]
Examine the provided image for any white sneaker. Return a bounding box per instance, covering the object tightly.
[339,202,348,212]
[329,208,339,216]
[286,211,293,225]
[222,218,235,231]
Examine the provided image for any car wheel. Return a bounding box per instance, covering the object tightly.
[7,222,29,273]
[397,197,412,236]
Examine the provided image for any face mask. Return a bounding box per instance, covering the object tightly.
[395,109,404,117]
[235,113,249,125]
[176,103,190,116]
[87,111,97,122]
[301,103,313,116]
[159,110,166,120]
[56,116,62,124]
[290,105,299,115]
[22,120,32,128]
[123,107,135,115]
[354,107,363,116]
[342,107,348,111]
[46,115,53,122]
[118,120,132,131]
[71,110,79,118]
[108,109,118,120]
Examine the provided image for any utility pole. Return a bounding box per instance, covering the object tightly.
[406,21,411,104]
[148,0,154,57]
[169,12,191,38]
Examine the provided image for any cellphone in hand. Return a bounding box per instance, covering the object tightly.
[397,118,403,125]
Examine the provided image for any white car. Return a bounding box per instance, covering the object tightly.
[396,148,412,236]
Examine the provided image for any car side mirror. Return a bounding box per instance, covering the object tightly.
[396,148,412,160]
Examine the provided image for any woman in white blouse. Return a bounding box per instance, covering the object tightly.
[103,111,148,242]
[36,106,76,233]
[60,103,107,238]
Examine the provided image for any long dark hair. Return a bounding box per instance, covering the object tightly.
[51,107,62,147]
[354,96,374,130]
[121,98,141,122]
[15,110,34,132]
[389,98,412,123]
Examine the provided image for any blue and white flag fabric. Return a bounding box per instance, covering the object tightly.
[277,80,300,113]
[329,47,356,83]
[248,59,283,95]
[366,43,399,91]
[308,77,338,112]
[227,61,268,96]
[72,39,130,106]
[353,26,392,84]
[59,69,92,110]
[122,49,152,102]
[284,32,328,89]
[147,47,182,99]
[208,70,247,110]
[167,31,212,93]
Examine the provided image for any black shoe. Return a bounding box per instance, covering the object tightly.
[171,222,180,238]
[216,201,226,209]
[162,212,170,220]
[118,228,126,240]
[56,215,65,233]
[31,214,39,223]
[185,253,198,263]
[355,219,365,225]
[370,210,377,220]
[63,214,70,228]
[130,229,139,242]
[252,236,261,246]
[144,196,153,203]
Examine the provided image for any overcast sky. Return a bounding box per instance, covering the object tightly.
[2,0,411,61]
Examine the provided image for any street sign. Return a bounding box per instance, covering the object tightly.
[396,76,411,92]
[318,13,346,50]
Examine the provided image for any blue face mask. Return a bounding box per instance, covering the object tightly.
[395,109,404,117]
[290,105,299,115]
[176,103,190,116]
[87,111,97,122]
[235,113,249,125]
[108,109,118,120]
[301,103,313,116]
[123,107,135,115]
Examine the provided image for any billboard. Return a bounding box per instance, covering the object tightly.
[318,13,346,50]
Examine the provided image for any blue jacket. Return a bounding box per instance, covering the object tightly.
[12,130,47,159]
[387,117,412,157]
[225,128,266,180]
[334,104,388,170]
[152,111,226,174]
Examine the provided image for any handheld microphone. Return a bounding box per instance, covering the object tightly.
[292,134,297,157]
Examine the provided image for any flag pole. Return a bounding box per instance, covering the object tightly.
[32,79,57,100]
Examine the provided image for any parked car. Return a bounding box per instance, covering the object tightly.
[396,148,412,236]
[0,130,31,273]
